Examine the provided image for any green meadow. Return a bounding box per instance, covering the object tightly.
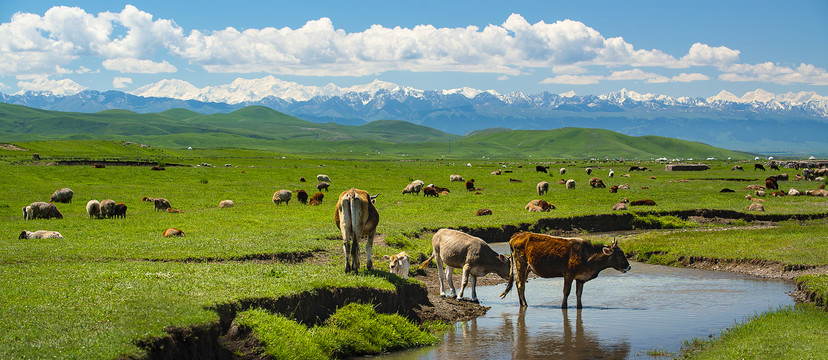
[1,139,827,359]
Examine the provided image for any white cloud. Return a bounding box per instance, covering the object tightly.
[113,76,132,88]
[102,58,177,73]
[541,74,603,85]
[680,43,740,66]
[16,76,87,95]
[671,72,708,82]
[607,69,669,83]
[720,62,828,85]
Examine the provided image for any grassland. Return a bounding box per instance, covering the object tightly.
[0,140,826,359]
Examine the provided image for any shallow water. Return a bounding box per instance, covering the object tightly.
[376,243,794,359]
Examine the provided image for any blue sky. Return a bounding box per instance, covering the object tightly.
[1,0,826,98]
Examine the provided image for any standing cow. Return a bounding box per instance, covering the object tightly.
[419,228,511,303]
[334,188,379,273]
[500,231,631,308]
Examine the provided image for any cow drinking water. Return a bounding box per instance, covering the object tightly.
[500,231,630,308]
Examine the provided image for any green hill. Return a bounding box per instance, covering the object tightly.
[0,102,754,159]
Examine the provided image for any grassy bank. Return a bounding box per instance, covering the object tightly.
[1,141,827,358]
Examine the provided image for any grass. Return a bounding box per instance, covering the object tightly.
[0,140,827,358]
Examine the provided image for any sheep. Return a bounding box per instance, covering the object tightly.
[153,198,171,212]
[141,196,154,202]
[163,228,185,237]
[299,176,306,182]
[272,189,292,205]
[745,195,765,202]
[317,174,331,183]
[423,187,439,197]
[535,165,548,173]
[765,177,778,190]
[219,200,235,208]
[86,200,101,219]
[609,185,618,193]
[537,181,549,195]
[589,177,606,189]
[770,163,780,171]
[559,168,566,175]
[475,208,493,216]
[166,208,183,213]
[608,170,614,178]
[815,169,828,177]
[806,189,828,197]
[113,203,127,218]
[450,174,465,182]
[754,190,766,197]
[296,190,309,204]
[465,179,476,191]
[771,191,786,197]
[100,199,117,218]
[746,202,765,211]
[19,230,63,239]
[744,184,764,190]
[317,182,330,192]
[309,199,321,206]
[776,173,789,181]
[23,202,63,220]
[618,184,631,190]
[612,198,629,211]
[402,181,424,195]
[557,179,566,185]
[565,179,576,189]
[585,167,592,175]
[525,199,554,212]
[491,170,502,175]
[49,188,74,203]
[788,188,801,196]
[754,164,766,171]
[629,199,657,206]
[731,165,744,171]
[311,192,325,204]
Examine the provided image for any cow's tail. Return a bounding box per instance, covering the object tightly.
[499,242,516,299]
[418,252,436,269]
[348,189,361,240]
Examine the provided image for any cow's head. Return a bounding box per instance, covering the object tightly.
[383,252,410,278]
[495,253,512,280]
[602,239,631,273]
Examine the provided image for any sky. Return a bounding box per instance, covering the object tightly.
[0,0,826,99]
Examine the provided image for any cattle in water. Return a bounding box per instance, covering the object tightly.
[535,165,548,173]
[419,228,511,302]
[754,164,766,171]
[334,188,379,273]
[383,251,411,278]
[500,232,630,308]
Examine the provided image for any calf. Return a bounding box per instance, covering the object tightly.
[500,232,630,308]
[419,228,511,302]
[383,251,411,278]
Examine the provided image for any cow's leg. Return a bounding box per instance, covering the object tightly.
[341,231,352,273]
[515,260,529,307]
[445,266,456,298]
[562,276,574,309]
[575,280,585,309]
[457,264,471,300]
[365,237,374,271]
[435,255,448,297]
[350,236,360,272]
[469,275,478,303]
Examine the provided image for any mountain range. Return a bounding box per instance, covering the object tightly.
[2,76,827,156]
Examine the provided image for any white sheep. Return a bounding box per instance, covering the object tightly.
[788,188,801,196]
[272,189,292,205]
[450,174,465,182]
[86,200,101,218]
[23,202,63,220]
[537,181,549,195]
[609,170,615,178]
[19,230,63,239]
[559,168,566,175]
[219,200,234,208]
[402,180,424,195]
[316,174,331,183]
[49,188,74,203]
[566,179,576,189]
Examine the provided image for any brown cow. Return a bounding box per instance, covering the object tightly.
[500,232,630,308]
[334,188,379,273]
[629,199,656,206]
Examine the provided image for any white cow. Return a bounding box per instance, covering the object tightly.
[335,188,379,273]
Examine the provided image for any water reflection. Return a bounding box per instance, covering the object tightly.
[511,308,630,360]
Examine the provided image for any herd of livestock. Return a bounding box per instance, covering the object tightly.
[17,161,828,308]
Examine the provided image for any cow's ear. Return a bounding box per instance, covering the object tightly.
[370,194,379,204]
[602,246,613,255]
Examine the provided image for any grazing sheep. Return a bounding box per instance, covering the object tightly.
[491,170,502,175]
[559,168,566,175]
[113,202,127,218]
[815,169,828,177]
[585,167,592,175]
[612,198,629,211]
[788,188,801,196]
[299,176,306,182]
[316,174,331,183]
[402,180,424,195]
[49,188,74,203]
[296,190,309,204]
[19,230,63,239]
[141,196,155,202]
[537,181,549,195]
[100,199,117,218]
[802,169,813,180]
[629,199,656,206]
[618,184,631,190]
[465,179,476,191]
[86,200,101,219]
[311,192,324,204]
[163,228,185,237]
[776,173,789,181]
[770,164,780,171]
[557,179,566,185]
[166,208,182,213]
[153,198,171,212]
[754,164,766,171]
[272,189,292,205]
[746,202,765,211]
[765,177,778,190]
[309,199,321,206]
[475,208,493,216]
[589,177,606,189]
[754,190,766,197]
[450,174,465,182]
[525,199,554,212]
[745,195,765,202]
[317,182,330,192]
[609,185,619,193]
[423,187,439,197]
[383,251,411,278]
[806,189,828,197]
[771,191,786,197]
[429,185,451,194]
[23,202,63,220]
[794,174,805,181]
[608,170,614,178]
[565,179,576,189]
[731,165,744,171]
[219,200,235,208]
[535,165,548,173]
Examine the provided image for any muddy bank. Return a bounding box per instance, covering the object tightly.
[632,251,828,281]
[795,280,827,309]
